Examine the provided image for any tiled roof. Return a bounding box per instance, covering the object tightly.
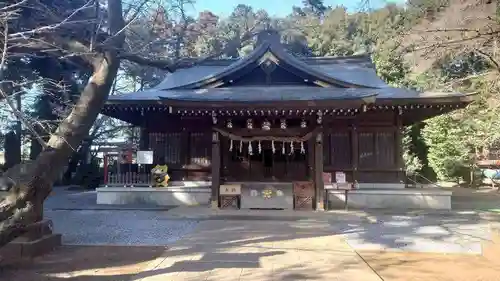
[108,86,470,104]
[109,32,470,104]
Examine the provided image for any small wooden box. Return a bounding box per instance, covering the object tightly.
[220,184,241,195]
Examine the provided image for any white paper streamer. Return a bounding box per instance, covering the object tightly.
[290,141,294,154]
[229,139,233,151]
[300,141,305,154]
[258,140,262,154]
[239,140,243,153]
[272,140,276,154]
[282,141,286,154]
[248,141,253,155]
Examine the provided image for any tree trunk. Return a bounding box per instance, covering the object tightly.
[4,131,21,170]
[29,133,43,160]
[63,149,84,185]
[0,0,125,248]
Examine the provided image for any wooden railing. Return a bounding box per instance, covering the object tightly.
[105,172,153,187]
[405,172,442,188]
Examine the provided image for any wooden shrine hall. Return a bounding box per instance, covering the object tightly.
[98,30,473,210]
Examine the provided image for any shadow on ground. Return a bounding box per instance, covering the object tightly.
[3,185,500,280]
[3,221,500,281]
[1,218,500,281]
[0,246,165,281]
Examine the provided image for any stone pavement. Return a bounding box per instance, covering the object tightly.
[164,205,368,221]
[164,205,500,222]
[132,220,383,281]
[0,245,166,281]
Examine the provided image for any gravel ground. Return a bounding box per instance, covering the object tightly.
[44,187,494,252]
[45,187,198,246]
[45,209,199,246]
[336,214,492,254]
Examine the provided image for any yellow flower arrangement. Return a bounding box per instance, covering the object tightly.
[262,189,273,199]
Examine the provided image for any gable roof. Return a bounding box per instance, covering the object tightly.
[142,48,387,91]
[107,30,473,107]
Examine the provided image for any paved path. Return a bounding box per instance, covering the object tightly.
[342,214,491,254]
[133,220,383,281]
[165,206,495,254]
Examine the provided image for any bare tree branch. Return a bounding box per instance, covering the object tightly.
[404,30,500,53]
[120,30,257,71]
[0,0,126,248]
[474,49,500,72]
[0,18,48,149]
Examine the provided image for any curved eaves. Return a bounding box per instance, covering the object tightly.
[269,46,384,89]
[157,87,378,102]
[153,65,229,90]
[163,41,388,90]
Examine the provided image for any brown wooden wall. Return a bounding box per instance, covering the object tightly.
[144,112,403,183]
[147,131,212,180]
[322,111,403,183]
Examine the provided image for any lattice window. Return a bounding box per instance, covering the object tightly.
[375,132,395,167]
[358,132,375,168]
[148,132,181,164]
[189,132,211,167]
[358,131,396,168]
[329,132,351,168]
[165,133,182,164]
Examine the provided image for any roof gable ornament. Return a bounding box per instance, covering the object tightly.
[258,51,279,65]
[258,51,279,80]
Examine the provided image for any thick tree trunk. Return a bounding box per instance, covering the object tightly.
[29,134,43,160]
[4,131,21,169]
[0,0,125,248]
[62,150,82,184]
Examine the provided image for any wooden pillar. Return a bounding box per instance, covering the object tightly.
[103,154,109,185]
[222,137,229,180]
[181,131,189,179]
[314,131,324,211]
[308,139,314,180]
[395,115,404,181]
[351,125,359,186]
[139,128,149,150]
[211,131,221,209]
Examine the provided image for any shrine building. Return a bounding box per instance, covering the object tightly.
[97,30,473,210]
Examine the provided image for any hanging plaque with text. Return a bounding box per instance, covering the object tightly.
[335,172,346,184]
[137,151,154,164]
[322,172,332,184]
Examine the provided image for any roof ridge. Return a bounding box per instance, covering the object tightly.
[180,54,373,67]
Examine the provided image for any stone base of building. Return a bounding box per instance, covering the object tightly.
[211,199,219,209]
[327,189,452,210]
[356,183,406,189]
[96,185,211,206]
[0,220,62,261]
[96,182,452,210]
